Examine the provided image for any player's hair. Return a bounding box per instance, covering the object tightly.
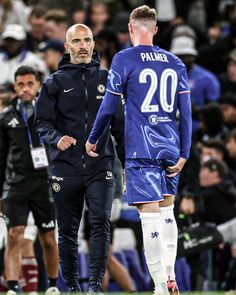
[14,66,40,82]
[130,5,157,23]
[227,128,236,142]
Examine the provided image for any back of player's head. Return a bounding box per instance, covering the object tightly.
[129,5,157,23]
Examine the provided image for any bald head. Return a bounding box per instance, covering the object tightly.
[64,24,95,64]
[66,24,93,42]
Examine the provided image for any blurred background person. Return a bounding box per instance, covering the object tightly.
[219,92,236,131]
[113,11,131,50]
[196,103,227,142]
[95,28,120,69]
[26,4,48,53]
[199,158,236,289]
[86,1,110,37]
[0,0,30,34]
[170,35,220,108]
[218,49,236,95]
[39,39,64,74]
[0,24,48,84]
[44,9,69,42]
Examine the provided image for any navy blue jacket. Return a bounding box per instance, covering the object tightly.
[35,53,124,176]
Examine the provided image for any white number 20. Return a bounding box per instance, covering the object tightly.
[139,68,177,113]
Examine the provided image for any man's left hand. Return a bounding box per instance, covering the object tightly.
[166,157,187,177]
[85,140,98,157]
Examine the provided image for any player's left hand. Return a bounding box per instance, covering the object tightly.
[85,140,98,157]
[166,157,187,177]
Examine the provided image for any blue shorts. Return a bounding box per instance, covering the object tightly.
[125,158,179,205]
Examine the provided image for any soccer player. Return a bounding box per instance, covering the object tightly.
[86,5,192,295]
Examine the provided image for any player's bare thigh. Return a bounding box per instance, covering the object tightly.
[159,194,175,207]
[136,201,160,213]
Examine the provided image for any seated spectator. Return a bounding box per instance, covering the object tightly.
[95,28,120,68]
[113,12,131,50]
[176,189,203,291]
[199,158,236,225]
[200,139,226,163]
[170,36,220,108]
[72,8,86,25]
[198,15,236,74]
[218,49,236,95]
[0,24,48,84]
[40,0,83,21]
[44,9,69,42]
[197,102,227,142]
[39,39,64,74]
[26,4,48,53]
[200,138,236,185]
[219,92,236,131]
[86,1,110,36]
[0,0,30,34]
[199,158,236,289]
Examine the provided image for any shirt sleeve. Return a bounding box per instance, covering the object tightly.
[35,77,63,146]
[178,64,191,95]
[106,52,128,95]
[178,66,192,159]
[88,91,121,144]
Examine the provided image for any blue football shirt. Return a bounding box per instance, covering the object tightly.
[89,45,192,160]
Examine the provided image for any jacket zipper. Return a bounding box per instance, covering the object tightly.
[82,66,88,169]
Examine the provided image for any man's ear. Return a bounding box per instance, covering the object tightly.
[64,42,69,52]
[128,23,133,34]
[13,83,17,93]
[154,26,158,36]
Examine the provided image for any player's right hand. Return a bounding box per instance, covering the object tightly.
[166,157,187,177]
[85,140,98,157]
[57,135,77,151]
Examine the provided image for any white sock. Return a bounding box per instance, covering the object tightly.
[160,205,178,280]
[140,212,169,294]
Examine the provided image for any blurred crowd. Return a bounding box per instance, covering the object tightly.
[0,0,236,292]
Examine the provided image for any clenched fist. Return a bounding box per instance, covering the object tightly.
[57,135,77,151]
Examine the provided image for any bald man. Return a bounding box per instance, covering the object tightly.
[35,24,124,294]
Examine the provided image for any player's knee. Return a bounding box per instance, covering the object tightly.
[40,230,57,251]
[7,227,25,246]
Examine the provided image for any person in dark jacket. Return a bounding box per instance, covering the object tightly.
[0,66,59,295]
[35,24,124,294]
[199,158,236,225]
